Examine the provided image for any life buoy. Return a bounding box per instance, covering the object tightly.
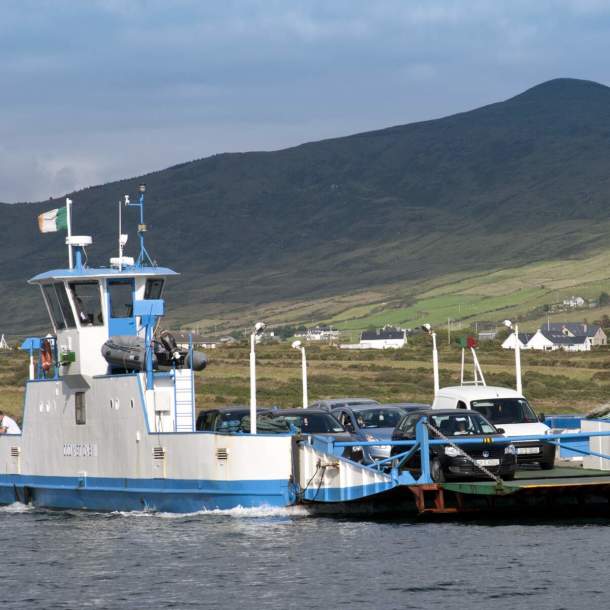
[41,339,53,372]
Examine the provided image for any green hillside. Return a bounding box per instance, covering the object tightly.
[3,77,610,334]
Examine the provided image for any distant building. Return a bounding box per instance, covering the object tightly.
[359,326,407,349]
[171,331,216,349]
[542,322,607,346]
[255,330,278,344]
[294,326,340,342]
[562,296,586,308]
[474,322,498,342]
[527,329,591,352]
[501,332,534,350]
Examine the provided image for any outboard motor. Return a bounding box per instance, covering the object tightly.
[159,330,181,362]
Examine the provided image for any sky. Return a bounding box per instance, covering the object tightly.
[2,0,610,202]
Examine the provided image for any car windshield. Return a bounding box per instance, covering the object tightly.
[354,408,406,429]
[429,413,497,436]
[271,413,345,434]
[216,412,250,433]
[470,398,538,424]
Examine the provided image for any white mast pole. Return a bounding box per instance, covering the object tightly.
[432,331,439,394]
[460,348,465,385]
[301,345,308,408]
[118,199,123,271]
[250,331,257,434]
[471,348,486,386]
[66,197,73,269]
[515,323,523,395]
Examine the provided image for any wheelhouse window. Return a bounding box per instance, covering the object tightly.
[69,281,104,326]
[144,278,164,300]
[108,280,134,318]
[42,283,76,330]
[75,392,86,425]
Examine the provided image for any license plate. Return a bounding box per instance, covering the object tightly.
[476,459,499,466]
[517,447,540,455]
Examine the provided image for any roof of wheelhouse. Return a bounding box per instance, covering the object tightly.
[29,266,178,283]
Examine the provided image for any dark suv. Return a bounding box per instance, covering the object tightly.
[266,408,364,463]
[196,406,271,433]
[390,409,517,482]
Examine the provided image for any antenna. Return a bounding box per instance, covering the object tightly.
[125,184,154,267]
[118,199,123,271]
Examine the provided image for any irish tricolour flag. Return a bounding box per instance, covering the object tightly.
[38,205,68,233]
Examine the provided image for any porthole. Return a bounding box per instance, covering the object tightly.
[46,402,51,413]
[115,399,120,411]
[130,399,135,409]
[39,402,44,413]
[109,399,114,409]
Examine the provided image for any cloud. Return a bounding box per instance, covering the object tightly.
[1,1,610,200]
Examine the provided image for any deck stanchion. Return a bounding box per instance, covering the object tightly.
[417,416,431,483]
[250,322,266,434]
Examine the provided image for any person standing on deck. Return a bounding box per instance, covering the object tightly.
[0,411,20,434]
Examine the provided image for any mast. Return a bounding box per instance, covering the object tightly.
[66,197,73,269]
[125,184,154,267]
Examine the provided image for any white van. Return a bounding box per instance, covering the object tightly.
[432,385,555,469]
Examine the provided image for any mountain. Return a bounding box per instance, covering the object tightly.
[3,77,610,334]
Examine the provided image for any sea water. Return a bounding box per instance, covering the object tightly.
[1,503,609,609]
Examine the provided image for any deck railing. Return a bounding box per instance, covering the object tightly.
[308,416,610,485]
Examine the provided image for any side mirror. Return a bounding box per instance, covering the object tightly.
[496,427,505,434]
[539,413,546,423]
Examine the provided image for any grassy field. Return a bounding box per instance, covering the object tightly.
[3,337,610,425]
[181,248,610,343]
[189,339,610,416]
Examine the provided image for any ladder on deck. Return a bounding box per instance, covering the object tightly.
[174,369,195,432]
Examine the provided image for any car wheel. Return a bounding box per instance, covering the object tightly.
[540,459,554,470]
[430,458,445,483]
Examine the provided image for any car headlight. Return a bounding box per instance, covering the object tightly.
[351,445,363,453]
[444,446,460,457]
[505,444,516,455]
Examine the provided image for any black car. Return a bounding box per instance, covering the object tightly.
[196,406,272,433]
[390,409,517,482]
[266,408,365,463]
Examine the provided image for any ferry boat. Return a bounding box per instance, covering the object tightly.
[0,189,393,512]
[4,187,610,517]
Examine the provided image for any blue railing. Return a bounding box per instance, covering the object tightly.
[20,336,59,380]
[308,416,610,486]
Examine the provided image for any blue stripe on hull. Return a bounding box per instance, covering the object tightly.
[0,474,295,512]
[302,480,395,503]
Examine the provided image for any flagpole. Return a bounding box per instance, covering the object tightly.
[66,197,73,269]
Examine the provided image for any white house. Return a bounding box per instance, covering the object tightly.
[359,327,407,349]
[170,331,216,350]
[562,296,586,308]
[294,326,340,342]
[527,329,591,352]
[543,322,607,346]
[501,332,534,350]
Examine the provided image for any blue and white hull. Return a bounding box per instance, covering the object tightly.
[0,374,297,512]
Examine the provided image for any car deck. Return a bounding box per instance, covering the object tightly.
[406,465,610,516]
